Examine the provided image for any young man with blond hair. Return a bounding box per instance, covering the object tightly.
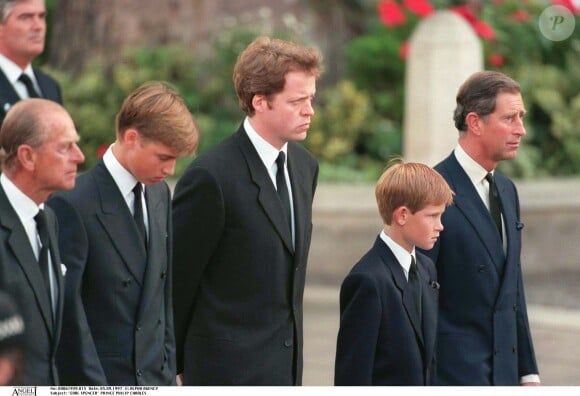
[48,81,198,385]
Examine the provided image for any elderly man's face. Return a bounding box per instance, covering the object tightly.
[32,109,85,197]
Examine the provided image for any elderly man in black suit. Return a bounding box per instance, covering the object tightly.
[0,98,85,385]
[172,36,323,385]
[47,82,198,386]
[0,0,62,125]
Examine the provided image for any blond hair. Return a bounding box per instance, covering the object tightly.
[116,81,198,156]
[375,161,454,225]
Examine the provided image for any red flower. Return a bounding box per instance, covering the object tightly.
[488,53,505,67]
[96,144,108,159]
[399,41,410,60]
[377,0,406,27]
[403,0,434,17]
[552,0,580,14]
[450,5,478,25]
[510,10,530,22]
[473,20,495,40]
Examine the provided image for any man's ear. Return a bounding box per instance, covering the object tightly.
[16,145,36,172]
[466,112,482,136]
[123,128,140,147]
[252,94,267,113]
[393,206,408,226]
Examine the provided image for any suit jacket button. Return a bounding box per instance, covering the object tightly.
[136,325,142,331]
[123,279,131,287]
[284,339,293,347]
[512,346,517,353]
[161,271,166,279]
[478,265,486,273]
[136,369,142,377]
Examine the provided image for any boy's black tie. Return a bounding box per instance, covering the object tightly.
[408,256,422,322]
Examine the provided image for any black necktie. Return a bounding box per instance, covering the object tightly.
[19,74,40,98]
[485,173,503,241]
[276,151,291,231]
[408,256,422,321]
[133,183,147,249]
[34,209,51,299]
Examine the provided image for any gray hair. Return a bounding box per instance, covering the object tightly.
[0,0,42,24]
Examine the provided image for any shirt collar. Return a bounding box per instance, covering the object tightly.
[379,230,416,275]
[0,173,43,223]
[102,144,139,199]
[0,54,34,84]
[244,117,288,169]
[454,144,493,185]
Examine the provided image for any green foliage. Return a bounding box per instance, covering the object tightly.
[44,1,579,181]
[505,50,580,176]
[307,80,371,162]
[343,0,580,178]
[48,36,251,172]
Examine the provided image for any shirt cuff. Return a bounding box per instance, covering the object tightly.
[520,374,540,384]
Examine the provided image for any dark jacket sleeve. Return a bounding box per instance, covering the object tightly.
[48,194,108,385]
[172,166,225,373]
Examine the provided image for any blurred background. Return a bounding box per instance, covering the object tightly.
[42,0,579,181]
[40,0,579,385]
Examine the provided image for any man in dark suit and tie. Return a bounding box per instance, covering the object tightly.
[47,82,198,385]
[420,71,540,385]
[172,36,322,385]
[0,0,62,125]
[0,98,85,385]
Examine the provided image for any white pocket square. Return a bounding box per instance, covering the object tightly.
[61,263,67,276]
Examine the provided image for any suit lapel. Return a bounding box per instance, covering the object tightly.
[137,184,166,316]
[375,237,424,346]
[417,256,437,369]
[443,155,505,276]
[92,162,147,285]
[0,69,21,116]
[0,187,54,335]
[45,208,64,349]
[493,174,520,306]
[236,129,294,254]
[288,144,309,260]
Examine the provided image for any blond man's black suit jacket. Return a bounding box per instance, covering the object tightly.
[172,126,318,385]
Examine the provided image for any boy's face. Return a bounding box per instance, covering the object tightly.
[124,129,180,185]
[401,203,446,251]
